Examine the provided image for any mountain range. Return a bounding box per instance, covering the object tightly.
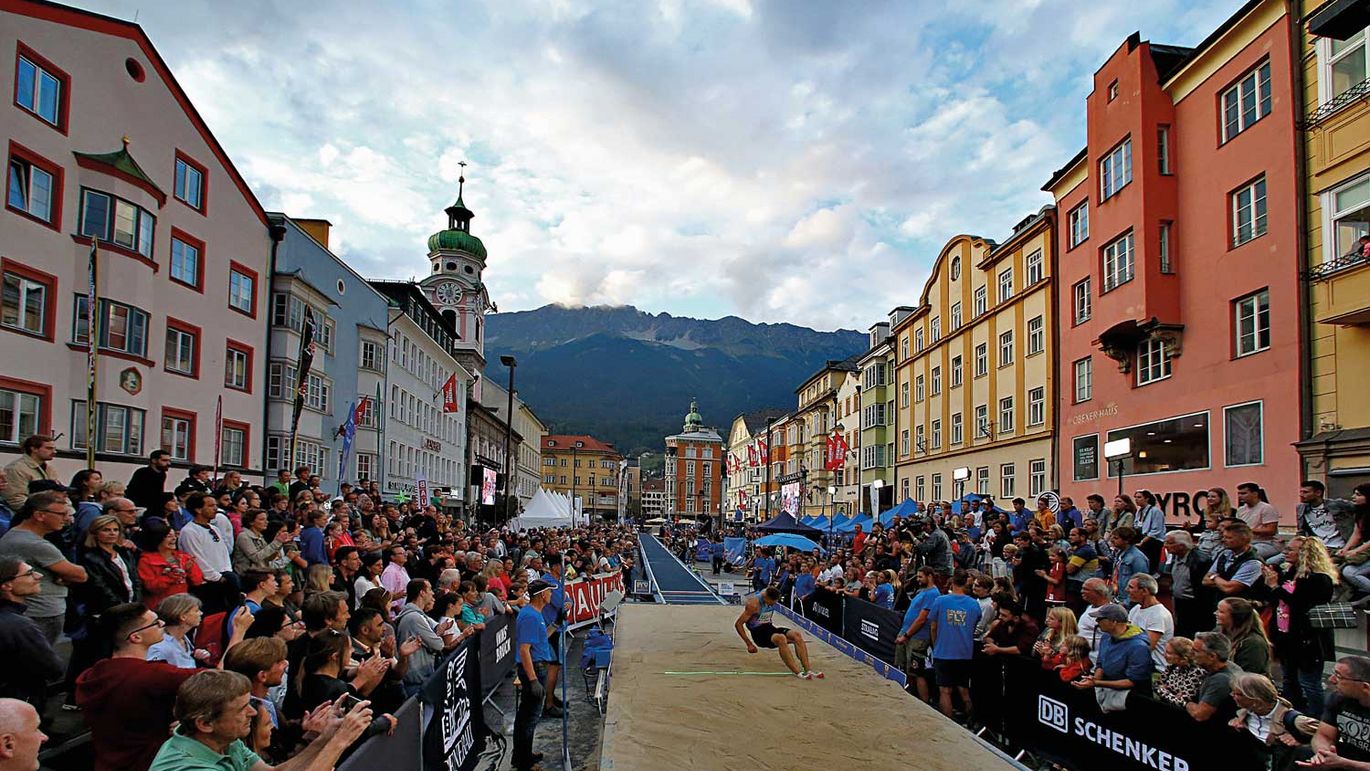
[484,305,866,457]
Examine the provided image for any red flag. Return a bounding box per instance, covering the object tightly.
[758,437,769,464]
[833,431,850,469]
[824,433,836,470]
[441,373,460,413]
[354,396,371,425]
[747,443,758,467]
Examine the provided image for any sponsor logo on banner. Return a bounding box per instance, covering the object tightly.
[1039,696,1069,733]
[1037,695,1191,771]
[860,619,880,642]
[565,572,627,627]
[811,602,829,619]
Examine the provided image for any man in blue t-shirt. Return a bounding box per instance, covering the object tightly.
[540,554,567,717]
[751,549,776,591]
[514,580,556,771]
[929,570,982,721]
[895,566,941,702]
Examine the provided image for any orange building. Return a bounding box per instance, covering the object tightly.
[664,399,723,519]
[1045,1,1303,521]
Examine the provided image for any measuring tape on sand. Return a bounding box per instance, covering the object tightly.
[662,671,798,676]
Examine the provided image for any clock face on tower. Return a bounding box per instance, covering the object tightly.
[434,281,461,306]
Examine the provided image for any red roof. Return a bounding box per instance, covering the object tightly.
[542,434,618,454]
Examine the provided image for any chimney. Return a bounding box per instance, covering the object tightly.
[296,218,333,250]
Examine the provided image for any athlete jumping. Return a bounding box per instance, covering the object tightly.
[734,587,824,679]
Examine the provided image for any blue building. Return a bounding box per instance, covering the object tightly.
[265,216,389,489]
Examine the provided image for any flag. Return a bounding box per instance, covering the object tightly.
[289,306,318,469]
[212,395,223,474]
[824,433,837,470]
[747,443,758,467]
[758,436,769,464]
[416,472,429,508]
[337,399,359,481]
[84,239,98,469]
[834,431,849,468]
[826,431,849,470]
[440,372,460,413]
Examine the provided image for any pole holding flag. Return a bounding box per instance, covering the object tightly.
[289,306,318,471]
[85,240,98,469]
[212,395,223,480]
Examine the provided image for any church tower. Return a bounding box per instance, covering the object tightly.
[420,165,493,377]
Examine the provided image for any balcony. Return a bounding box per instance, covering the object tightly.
[1300,78,1370,131]
[1310,254,1370,325]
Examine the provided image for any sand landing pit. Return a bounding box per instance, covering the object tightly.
[599,603,1014,770]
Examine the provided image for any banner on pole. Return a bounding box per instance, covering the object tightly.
[416,473,429,508]
[419,639,487,771]
[441,372,460,414]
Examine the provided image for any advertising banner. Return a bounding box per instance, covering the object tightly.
[419,638,487,771]
[477,613,515,699]
[337,698,422,771]
[840,595,901,664]
[780,482,801,516]
[564,571,627,629]
[480,467,497,505]
[724,537,747,564]
[802,587,844,636]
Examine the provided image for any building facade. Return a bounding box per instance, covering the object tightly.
[725,409,785,520]
[2,1,270,481]
[1294,0,1370,497]
[894,213,1057,507]
[664,400,723,519]
[541,434,622,520]
[477,378,544,508]
[264,216,389,488]
[641,477,666,518]
[368,281,468,502]
[832,371,862,515]
[857,322,896,513]
[417,175,492,386]
[787,358,860,518]
[1047,3,1303,519]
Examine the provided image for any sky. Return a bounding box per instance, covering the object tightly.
[75,0,1244,331]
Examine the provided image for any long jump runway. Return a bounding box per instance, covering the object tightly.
[600,604,1015,770]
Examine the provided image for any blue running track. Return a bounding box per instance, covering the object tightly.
[638,534,726,605]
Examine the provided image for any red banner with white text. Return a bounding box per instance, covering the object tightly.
[564,571,627,628]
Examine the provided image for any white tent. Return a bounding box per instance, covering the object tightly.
[515,487,574,529]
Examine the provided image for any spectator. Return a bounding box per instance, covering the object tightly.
[1338,484,1370,604]
[0,478,13,539]
[895,567,940,702]
[1110,494,1138,537]
[1297,479,1356,552]
[223,635,289,734]
[287,466,312,503]
[1056,635,1092,683]
[982,600,1040,658]
[1125,573,1174,673]
[177,493,237,614]
[1227,672,1317,766]
[330,547,362,610]
[147,594,209,669]
[2,436,55,512]
[1187,631,1245,724]
[929,571,981,721]
[380,546,411,613]
[394,579,461,694]
[1032,606,1079,670]
[1064,527,1100,607]
[174,465,213,498]
[1156,637,1206,708]
[1077,577,1112,664]
[1216,597,1271,677]
[70,469,106,535]
[971,574,996,640]
[1073,603,1151,710]
[1163,529,1212,639]
[1108,526,1148,606]
[0,491,87,643]
[241,571,278,614]
[873,569,897,610]
[1133,490,1166,573]
[1261,536,1337,715]
[1309,655,1370,767]
[66,514,143,705]
[232,509,287,575]
[299,629,391,719]
[348,607,420,716]
[125,450,171,512]
[1204,520,1264,602]
[147,669,371,771]
[0,558,63,708]
[1235,482,1282,560]
[354,554,385,609]
[137,518,204,610]
[514,579,556,771]
[916,518,954,574]
[0,697,47,771]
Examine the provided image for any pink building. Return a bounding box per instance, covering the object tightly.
[2,1,271,482]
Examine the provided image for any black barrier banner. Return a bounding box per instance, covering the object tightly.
[338,697,423,771]
[840,596,902,664]
[994,656,1263,771]
[478,613,515,698]
[420,637,488,771]
[803,588,844,636]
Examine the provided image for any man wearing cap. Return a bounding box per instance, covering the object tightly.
[539,555,567,718]
[1072,603,1153,703]
[514,580,556,771]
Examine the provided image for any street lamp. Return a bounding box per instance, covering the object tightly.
[569,439,585,527]
[1103,437,1132,499]
[826,484,836,547]
[953,466,971,501]
[871,478,885,521]
[499,355,517,525]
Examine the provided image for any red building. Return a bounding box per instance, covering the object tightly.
[664,399,723,519]
[1045,1,1303,521]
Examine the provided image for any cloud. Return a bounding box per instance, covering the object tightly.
[72,0,1248,331]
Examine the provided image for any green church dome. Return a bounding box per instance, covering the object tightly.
[427,228,487,258]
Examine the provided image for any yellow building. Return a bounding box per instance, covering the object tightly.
[540,435,623,519]
[1294,2,1370,496]
[790,357,861,518]
[893,208,1057,505]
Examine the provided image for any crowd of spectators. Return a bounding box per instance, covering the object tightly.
[747,479,1370,769]
[0,437,639,771]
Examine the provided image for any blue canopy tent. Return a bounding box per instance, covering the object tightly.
[754,511,823,536]
[878,498,919,527]
[798,515,819,527]
[840,513,873,532]
[829,513,852,531]
[808,514,831,531]
[753,533,825,554]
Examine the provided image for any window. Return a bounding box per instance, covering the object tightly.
[975,405,990,438]
[1107,80,1118,101]
[164,320,199,377]
[73,297,149,357]
[900,336,909,360]
[1158,125,1172,174]
[900,381,910,408]
[950,256,961,280]
[950,355,963,388]
[1073,278,1092,324]
[225,342,252,391]
[1074,357,1093,403]
[1027,316,1044,355]
[999,330,1014,366]
[160,411,193,461]
[1234,290,1271,357]
[930,366,941,396]
[1232,176,1268,247]
[1224,402,1264,467]
[950,302,962,330]
[999,396,1014,433]
[1326,173,1370,265]
[1099,137,1133,200]
[998,268,1014,303]
[1068,203,1089,248]
[1136,338,1172,386]
[304,372,330,412]
[267,361,297,400]
[900,429,910,457]
[1000,464,1015,498]
[1022,389,1043,429]
[931,473,942,502]
[931,419,942,450]
[356,453,375,482]
[228,264,256,316]
[317,315,334,354]
[80,189,156,260]
[14,48,66,128]
[1072,435,1099,481]
[915,329,924,353]
[7,147,59,226]
[1030,459,1047,497]
[360,340,382,370]
[1102,231,1135,291]
[169,233,202,289]
[1,265,52,337]
[973,286,987,317]
[915,476,925,502]
[71,400,145,455]
[951,412,963,445]
[930,316,941,343]
[976,466,989,495]
[173,154,205,211]
[1221,61,1272,143]
[974,343,988,377]
[1325,29,1369,102]
[1159,222,1173,273]
[1107,411,1210,475]
[0,385,43,444]
[915,375,924,402]
[221,422,248,468]
[1026,250,1044,285]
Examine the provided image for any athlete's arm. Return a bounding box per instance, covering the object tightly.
[735,598,758,651]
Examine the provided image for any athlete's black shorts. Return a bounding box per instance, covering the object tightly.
[751,623,791,648]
